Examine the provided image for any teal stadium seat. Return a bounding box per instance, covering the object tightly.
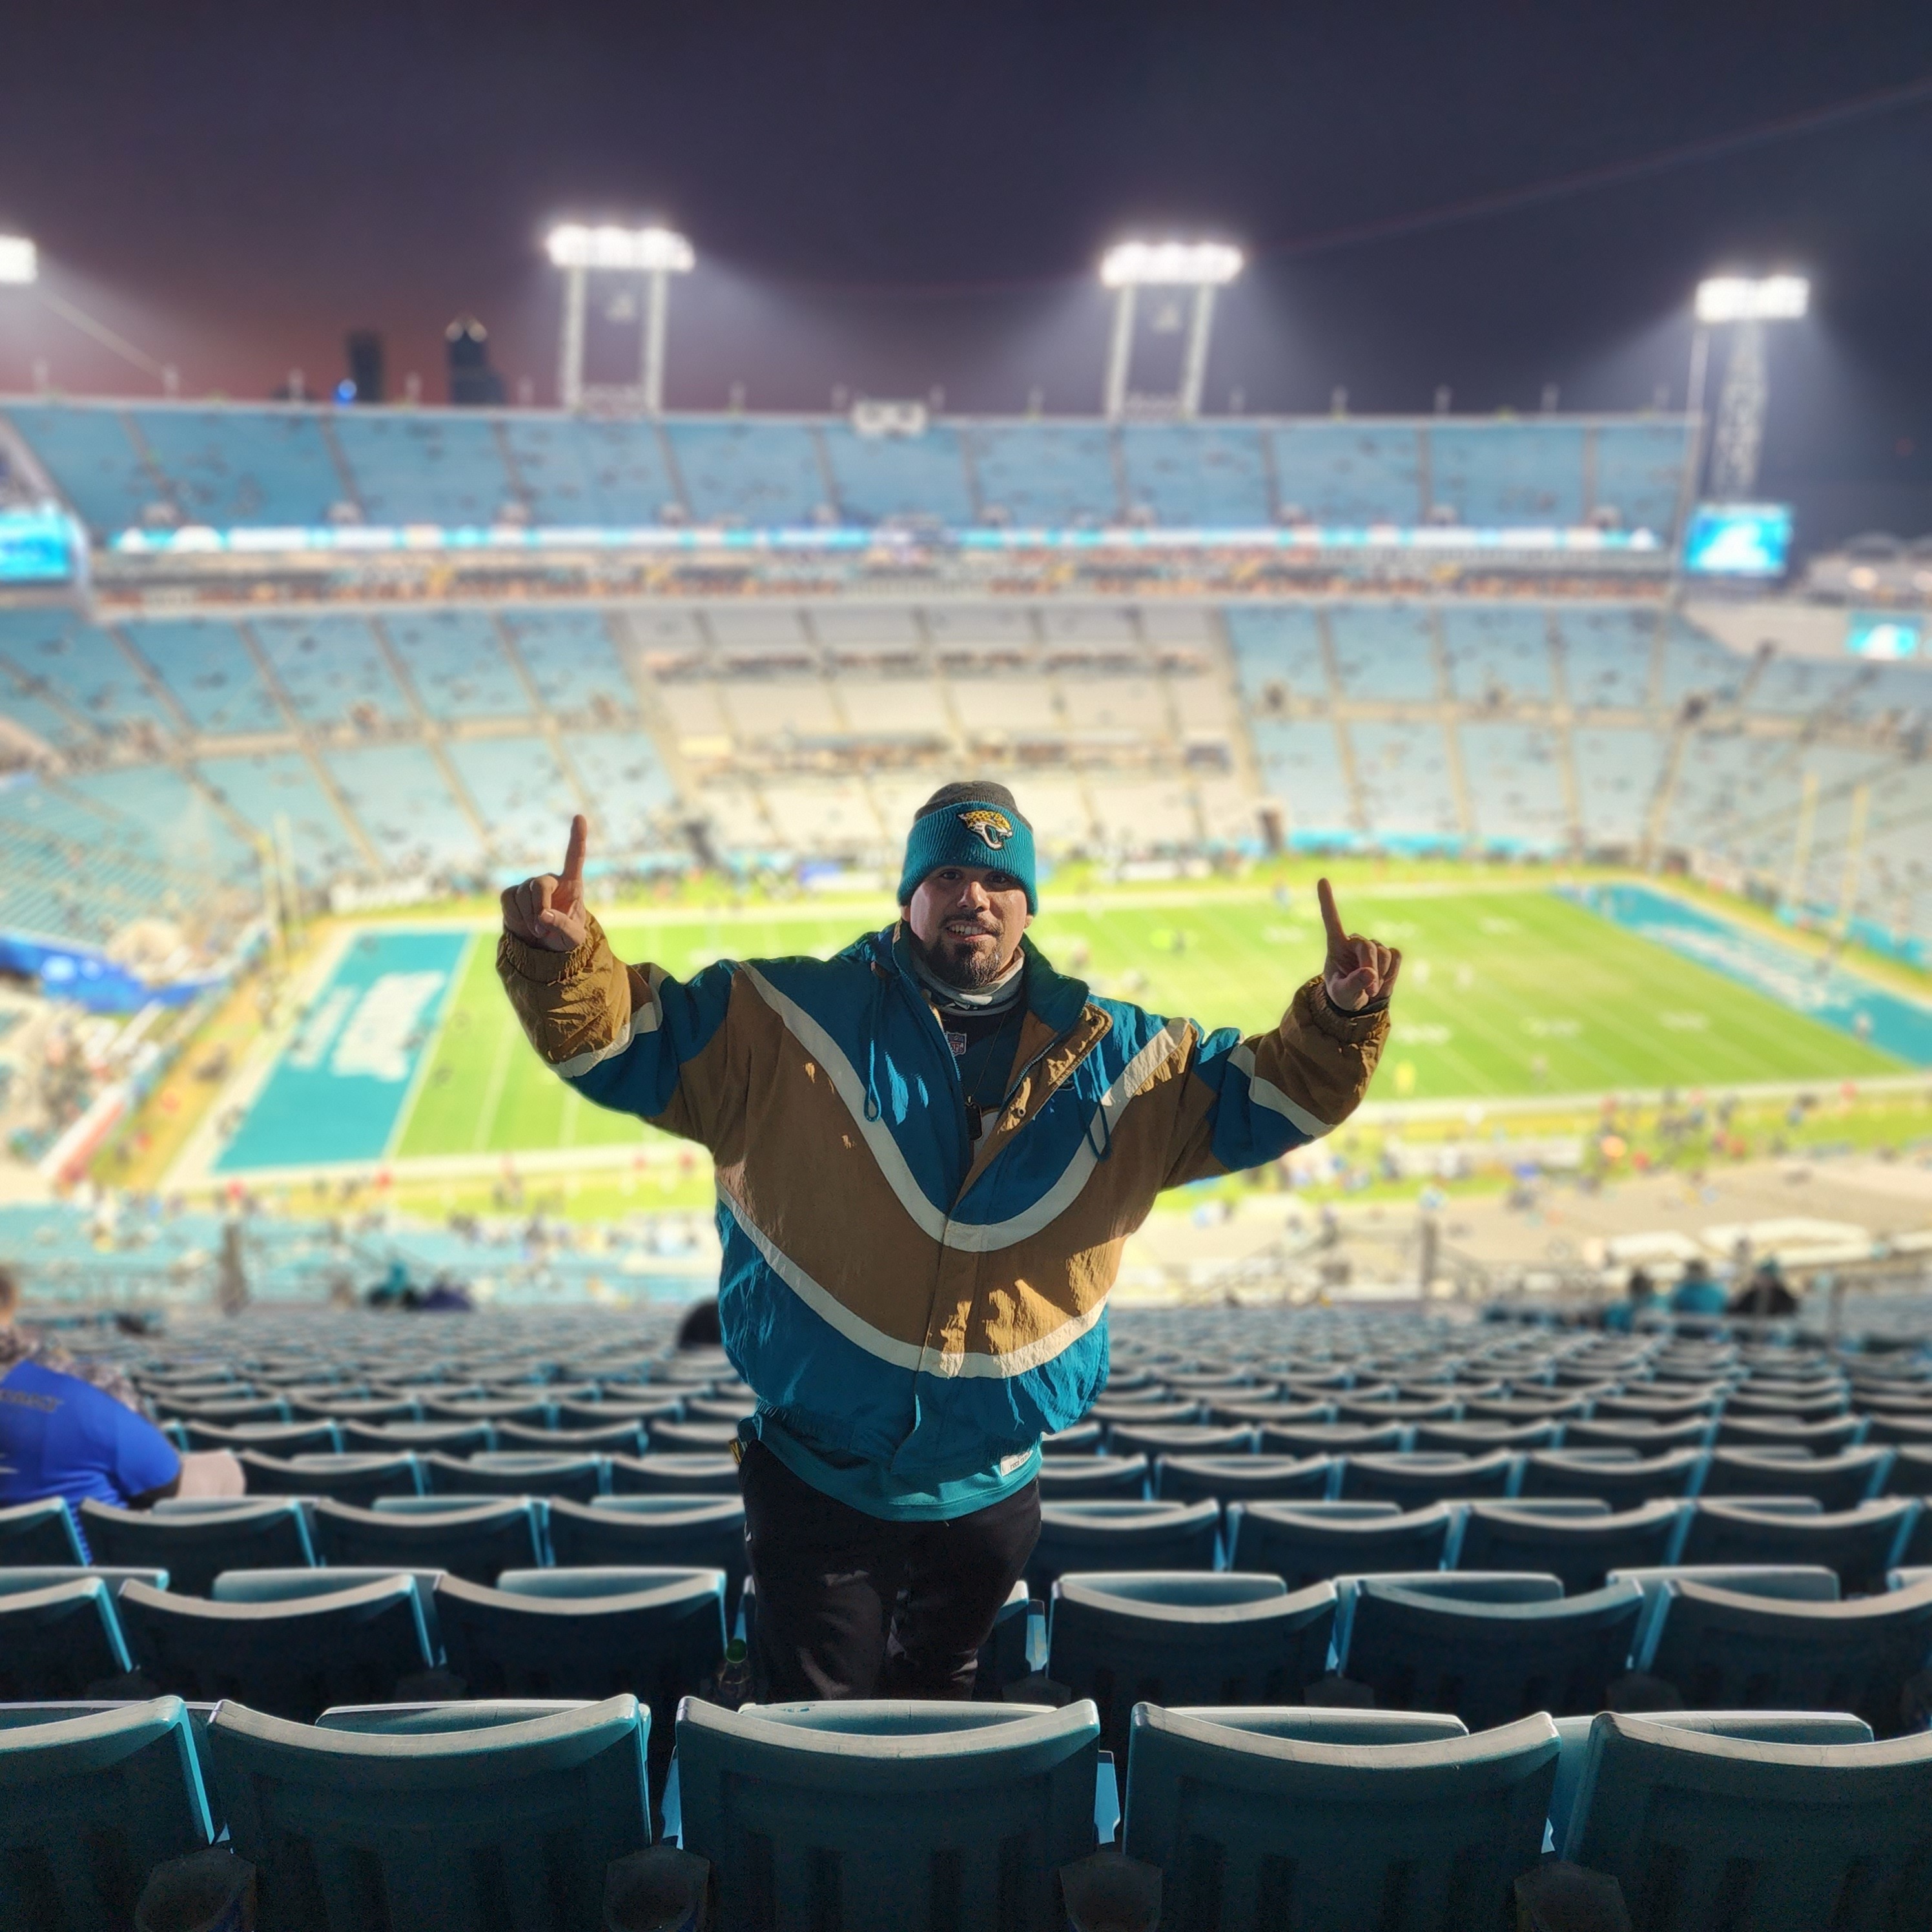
[1120,1706,1559,1931]
[114,1576,433,1721]
[1046,1574,1337,1763]
[606,1453,743,1495]
[0,1498,87,1566]
[1645,1572,1932,1737]
[211,1694,652,1931]
[1104,1423,1256,1459]
[0,1698,216,1931]
[1340,1450,1516,1505]
[435,1567,727,1799]
[1700,1446,1887,1511]
[311,1497,544,1581]
[1153,1454,1335,1506]
[1225,1501,1453,1588]
[78,1498,314,1593]
[676,1698,1101,1932]
[0,1577,133,1699]
[183,1419,341,1454]
[1561,1712,1932,1929]
[1028,1501,1220,1596]
[1517,1446,1705,1504]
[1678,1497,1918,1594]
[549,1497,748,1621]
[214,1566,447,1658]
[239,1450,424,1504]
[0,1565,169,1597]
[1341,1576,1643,1730]
[426,1452,606,1503]
[1036,1454,1150,1499]
[1453,1499,1683,1591]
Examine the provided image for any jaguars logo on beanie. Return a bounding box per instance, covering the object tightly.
[897,782,1038,911]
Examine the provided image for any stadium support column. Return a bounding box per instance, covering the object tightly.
[1835,783,1869,938]
[1103,285,1136,420]
[1178,285,1215,420]
[1785,768,1818,913]
[559,264,588,411]
[642,268,669,415]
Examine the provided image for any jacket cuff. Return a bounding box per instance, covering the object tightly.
[498,912,607,986]
[1299,975,1390,1045]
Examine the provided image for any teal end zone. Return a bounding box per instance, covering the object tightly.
[1569,882,1932,1066]
[216,929,469,1171]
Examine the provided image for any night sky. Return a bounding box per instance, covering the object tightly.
[3,1,1931,545]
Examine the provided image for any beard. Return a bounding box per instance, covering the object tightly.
[910,921,1012,990]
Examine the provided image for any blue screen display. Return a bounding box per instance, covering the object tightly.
[1682,503,1793,577]
[0,506,79,584]
[1846,613,1920,659]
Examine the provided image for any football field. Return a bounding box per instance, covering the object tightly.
[385,881,1912,1166]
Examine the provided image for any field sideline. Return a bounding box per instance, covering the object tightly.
[391,879,1906,1167]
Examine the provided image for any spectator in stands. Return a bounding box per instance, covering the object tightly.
[675,1297,723,1350]
[0,1265,182,1515]
[1730,1255,1799,1319]
[499,783,1397,1702]
[1604,1266,1656,1332]
[1669,1255,1727,1317]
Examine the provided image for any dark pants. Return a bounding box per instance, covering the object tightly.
[738,1441,1041,1702]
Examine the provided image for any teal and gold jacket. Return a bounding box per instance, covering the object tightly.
[498,917,1388,1517]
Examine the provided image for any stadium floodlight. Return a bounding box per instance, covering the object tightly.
[1099,238,1243,420]
[0,235,36,285]
[546,223,695,414]
[1694,274,1809,324]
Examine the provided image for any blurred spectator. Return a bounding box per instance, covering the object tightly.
[675,1297,723,1350]
[1669,1255,1727,1317]
[1730,1257,1798,1319]
[1604,1266,1656,1332]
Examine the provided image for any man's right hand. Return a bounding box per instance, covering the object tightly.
[502,814,590,952]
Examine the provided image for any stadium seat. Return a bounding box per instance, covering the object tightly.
[1120,1706,1559,1931]
[500,1418,647,1454]
[1089,1399,1202,1430]
[211,1694,652,1928]
[114,1576,433,1720]
[0,1497,86,1566]
[213,1566,447,1658]
[426,1397,554,1429]
[239,1449,424,1504]
[676,1697,1102,1932]
[184,1419,341,1454]
[77,1498,314,1594]
[1259,1422,1407,1457]
[1338,1450,1516,1505]
[1453,1499,1683,1591]
[1562,1416,1714,1452]
[1104,1423,1255,1459]
[0,1576,133,1698]
[295,1396,420,1425]
[606,1452,743,1494]
[1647,1573,1932,1737]
[1880,1444,1932,1496]
[425,1451,606,1502]
[1152,1453,1335,1506]
[1225,1501,1454,1588]
[1678,1497,1917,1594]
[340,1420,495,1455]
[1046,1574,1337,1763]
[1028,1501,1220,1596]
[1561,1711,1932,1927]
[1716,1412,1864,1452]
[436,1567,726,1801]
[1518,1446,1705,1504]
[1339,1575,1643,1730]
[1545,1709,1873,1853]
[309,1497,543,1582]
[0,1564,169,1598]
[1041,1423,1104,1455]
[1701,1447,1888,1510]
[550,1496,749,1622]
[1861,1413,1932,1448]
[1035,1453,1150,1499]
[1411,1419,1561,1454]
[0,1698,216,1927]
[647,1419,743,1453]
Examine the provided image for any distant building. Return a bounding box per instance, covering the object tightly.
[447,317,505,406]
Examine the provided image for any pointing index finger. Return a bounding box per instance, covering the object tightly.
[560,814,588,886]
[1316,876,1349,950]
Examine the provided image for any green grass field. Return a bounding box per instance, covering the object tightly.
[393,883,1906,1160]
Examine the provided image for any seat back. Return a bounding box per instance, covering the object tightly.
[211,1694,651,1931]
[1563,1712,1932,1929]
[1647,1574,1932,1738]
[1679,1498,1917,1594]
[1035,1454,1150,1500]
[78,1499,313,1594]
[427,1452,607,1503]
[1029,1501,1220,1596]
[677,1698,1100,1932]
[1454,1500,1682,1593]
[1701,1448,1887,1511]
[1048,1574,1335,1763]
[550,1497,748,1621]
[0,1565,169,1598]
[0,1498,87,1566]
[0,1697,214,1928]
[311,1497,542,1581]
[1343,1579,1643,1731]
[1340,1451,1516,1505]
[1226,1502,1452,1589]
[606,1454,743,1495]
[116,1577,431,1721]
[1518,1447,1704,1505]
[1121,1705,1559,1931]
[0,1577,132,1700]
[240,1450,424,1504]
[1153,1454,1333,1506]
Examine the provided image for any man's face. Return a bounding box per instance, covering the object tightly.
[905,864,1032,988]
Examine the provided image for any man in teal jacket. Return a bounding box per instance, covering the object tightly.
[500,781,1398,1698]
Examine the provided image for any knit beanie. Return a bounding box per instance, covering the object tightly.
[896,781,1038,912]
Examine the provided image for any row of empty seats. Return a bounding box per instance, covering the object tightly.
[6,401,1696,536]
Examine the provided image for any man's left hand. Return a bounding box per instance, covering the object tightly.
[1317,878,1401,1012]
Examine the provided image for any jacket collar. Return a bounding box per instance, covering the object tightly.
[875,923,1091,1033]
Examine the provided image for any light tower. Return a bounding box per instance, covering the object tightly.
[1098,240,1242,420]
[545,223,694,414]
[0,235,36,285]
[1691,274,1809,500]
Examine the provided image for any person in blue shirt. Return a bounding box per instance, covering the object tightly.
[1669,1256,1728,1318]
[0,1268,181,1520]
[1603,1267,1656,1332]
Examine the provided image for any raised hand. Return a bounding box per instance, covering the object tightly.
[501,814,590,953]
[1317,877,1401,1012]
